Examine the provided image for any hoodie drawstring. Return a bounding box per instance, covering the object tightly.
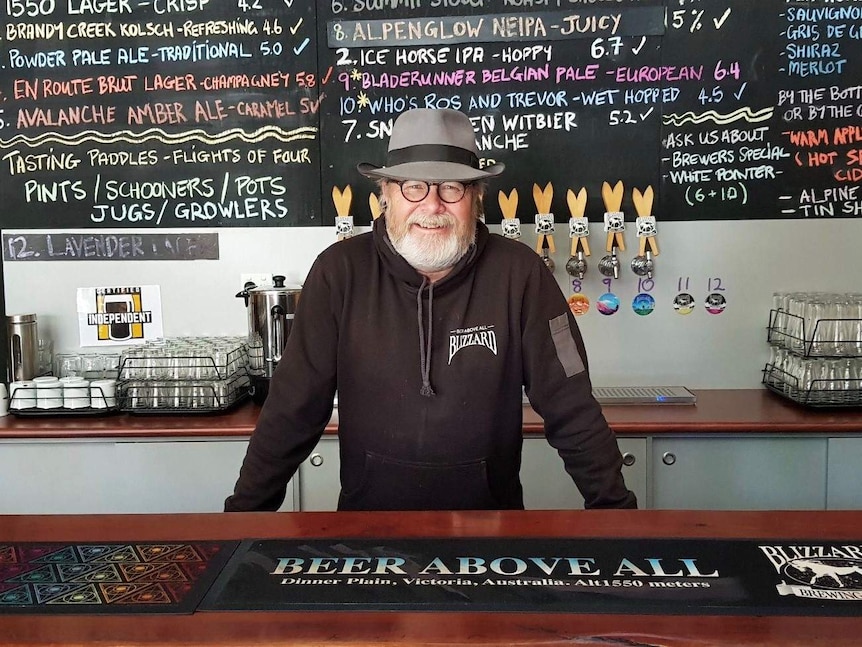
[417,277,436,397]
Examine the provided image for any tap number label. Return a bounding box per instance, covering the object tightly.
[708,277,726,291]
[6,235,38,260]
[638,277,655,293]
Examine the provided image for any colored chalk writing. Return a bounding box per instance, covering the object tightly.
[1,0,860,228]
[0,0,321,228]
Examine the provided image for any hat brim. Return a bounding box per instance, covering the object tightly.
[357,160,505,182]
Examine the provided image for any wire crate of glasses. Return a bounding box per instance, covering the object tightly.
[762,356,862,407]
[764,292,862,407]
[117,336,251,413]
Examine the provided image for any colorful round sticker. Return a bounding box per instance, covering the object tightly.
[567,293,590,317]
[673,293,696,315]
[632,293,655,316]
[596,293,620,316]
[705,292,727,314]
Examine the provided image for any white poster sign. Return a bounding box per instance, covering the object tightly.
[77,285,164,347]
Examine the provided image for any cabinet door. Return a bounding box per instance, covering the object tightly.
[521,437,647,510]
[0,440,120,514]
[115,439,295,513]
[298,437,340,511]
[651,437,827,510]
[827,438,862,509]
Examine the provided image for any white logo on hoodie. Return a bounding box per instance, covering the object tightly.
[449,325,498,365]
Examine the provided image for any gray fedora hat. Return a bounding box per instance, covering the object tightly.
[357,108,504,182]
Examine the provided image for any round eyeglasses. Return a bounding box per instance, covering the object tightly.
[395,180,470,204]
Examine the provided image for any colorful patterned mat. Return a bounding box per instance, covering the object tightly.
[0,541,237,614]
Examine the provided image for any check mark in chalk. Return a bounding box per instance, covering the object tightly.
[290,18,303,34]
[294,37,310,55]
[713,8,731,29]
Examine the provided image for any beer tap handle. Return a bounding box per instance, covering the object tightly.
[632,186,659,278]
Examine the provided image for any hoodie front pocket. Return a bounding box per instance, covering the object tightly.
[339,452,498,511]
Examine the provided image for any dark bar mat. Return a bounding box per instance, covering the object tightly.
[201,537,862,616]
[0,541,238,615]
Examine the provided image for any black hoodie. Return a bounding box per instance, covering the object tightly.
[225,218,636,511]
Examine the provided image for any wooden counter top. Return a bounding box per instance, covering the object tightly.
[1,510,860,646]
[2,389,862,440]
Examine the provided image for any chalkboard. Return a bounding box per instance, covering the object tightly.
[317,0,862,226]
[318,1,667,226]
[1,0,860,230]
[0,0,321,228]
[660,0,862,220]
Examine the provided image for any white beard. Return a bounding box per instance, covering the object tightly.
[388,213,475,273]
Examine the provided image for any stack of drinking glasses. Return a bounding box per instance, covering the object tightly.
[764,292,862,406]
[117,336,251,413]
[54,352,121,380]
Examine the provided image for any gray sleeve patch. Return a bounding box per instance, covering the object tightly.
[549,314,586,378]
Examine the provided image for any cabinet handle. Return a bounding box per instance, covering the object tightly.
[662,452,676,466]
[622,452,636,467]
[309,453,324,467]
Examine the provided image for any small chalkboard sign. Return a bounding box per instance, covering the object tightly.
[2,232,219,261]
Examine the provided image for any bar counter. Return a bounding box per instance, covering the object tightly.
[3,389,862,439]
[2,510,861,646]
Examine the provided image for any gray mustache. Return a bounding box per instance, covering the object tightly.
[407,214,455,228]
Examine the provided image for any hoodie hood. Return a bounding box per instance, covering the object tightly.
[373,216,490,396]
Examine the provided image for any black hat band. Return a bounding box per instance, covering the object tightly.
[387,144,480,170]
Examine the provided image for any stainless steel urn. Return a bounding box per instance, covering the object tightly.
[236,275,301,403]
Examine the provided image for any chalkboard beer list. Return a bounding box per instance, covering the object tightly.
[778,0,862,218]
[318,0,668,225]
[661,0,862,221]
[0,0,321,228]
[2,0,859,231]
[320,0,862,226]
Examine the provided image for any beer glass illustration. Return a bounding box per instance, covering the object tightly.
[102,294,136,341]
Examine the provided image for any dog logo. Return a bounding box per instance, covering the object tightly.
[501,218,521,239]
[786,558,862,589]
[534,214,555,235]
[760,544,862,601]
[635,216,657,237]
[604,212,625,232]
[335,216,354,238]
[569,217,589,238]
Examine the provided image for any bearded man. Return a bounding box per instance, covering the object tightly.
[226,108,636,512]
